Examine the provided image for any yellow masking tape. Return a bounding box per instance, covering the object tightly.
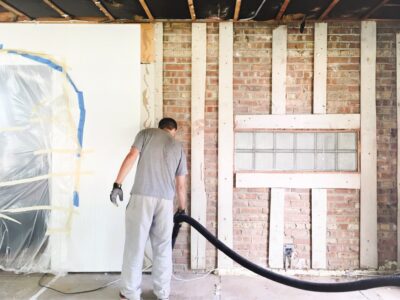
[0,213,21,224]
[0,126,29,132]
[34,148,93,155]
[0,171,92,187]
[0,205,77,214]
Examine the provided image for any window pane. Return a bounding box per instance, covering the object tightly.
[296,153,315,170]
[235,132,253,149]
[338,153,357,171]
[235,152,253,170]
[296,133,315,150]
[276,153,294,170]
[338,132,356,150]
[276,133,294,150]
[255,153,273,170]
[316,153,335,170]
[255,132,273,149]
[317,133,335,150]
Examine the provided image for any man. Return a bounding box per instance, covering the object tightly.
[110,117,187,300]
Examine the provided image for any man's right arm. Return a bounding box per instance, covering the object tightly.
[175,175,186,211]
[115,146,140,184]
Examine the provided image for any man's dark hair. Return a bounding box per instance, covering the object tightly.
[158,117,178,130]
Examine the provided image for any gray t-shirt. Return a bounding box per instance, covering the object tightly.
[130,128,187,200]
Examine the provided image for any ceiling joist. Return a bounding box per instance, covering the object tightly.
[91,0,115,21]
[233,0,242,21]
[363,0,390,19]
[0,0,31,20]
[43,0,70,19]
[276,0,290,20]
[188,0,196,21]
[319,0,340,20]
[138,0,154,21]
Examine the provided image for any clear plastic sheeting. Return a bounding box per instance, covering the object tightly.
[0,50,85,273]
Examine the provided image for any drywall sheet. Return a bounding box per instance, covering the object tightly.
[0,24,140,272]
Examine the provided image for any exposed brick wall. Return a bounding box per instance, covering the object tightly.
[233,188,270,267]
[327,189,360,270]
[163,23,192,271]
[233,23,272,114]
[163,21,400,272]
[327,23,360,114]
[284,189,311,269]
[232,23,272,266]
[376,22,400,266]
[286,24,313,114]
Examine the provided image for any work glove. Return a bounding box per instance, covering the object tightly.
[110,182,123,207]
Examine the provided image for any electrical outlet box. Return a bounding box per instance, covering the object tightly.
[283,244,294,257]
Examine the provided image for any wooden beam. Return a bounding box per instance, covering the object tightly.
[236,173,361,189]
[272,25,287,114]
[218,22,233,270]
[269,24,287,269]
[396,33,400,268]
[154,23,163,126]
[91,0,115,21]
[140,64,155,129]
[312,189,327,269]
[319,0,340,21]
[275,0,290,20]
[360,21,377,269]
[141,23,155,63]
[0,11,17,22]
[233,0,242,21]
[312,23,328,271]
[0,0,31,20]
[313,23,328,114]
[188,0,196,21]
[43,0,70,19]
[191,23,207,269]
[269,189,285,268]
[363,0,390,19]
[235,114,360,130]
[138,0,154,21]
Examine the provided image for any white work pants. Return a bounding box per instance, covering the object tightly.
[121,194,173,300]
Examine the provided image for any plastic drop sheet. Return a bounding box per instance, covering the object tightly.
[0,50,85,273]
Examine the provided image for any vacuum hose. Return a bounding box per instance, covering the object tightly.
[173,213,400,292]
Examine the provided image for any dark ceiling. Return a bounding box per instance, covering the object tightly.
[0,0,399,22]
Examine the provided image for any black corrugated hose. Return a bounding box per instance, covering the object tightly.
[173,212,400,293]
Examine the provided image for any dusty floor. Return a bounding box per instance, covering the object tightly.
[0,271,400,300]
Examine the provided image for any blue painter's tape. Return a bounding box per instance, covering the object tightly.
[77,91,86,147]
[73,191,80,207]
[8,51,63,72]
[4,49,86,207]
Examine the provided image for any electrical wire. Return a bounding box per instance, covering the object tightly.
[172,269,217,282]
[38,273,120,295]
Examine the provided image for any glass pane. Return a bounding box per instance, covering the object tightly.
[276,153,294,170]
[317,133,336,150]
[255,132,273,149]
[235,132,253,149]
[276,133,294,150]
[338,153,357,171]
[296,133,315,150]
[235,152,253,170]
[296,153,315,170]
[255,153,273,170]
[316,153,335,170]
[338,132,356,150]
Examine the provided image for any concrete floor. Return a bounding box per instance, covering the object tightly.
[1,271,400,300]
